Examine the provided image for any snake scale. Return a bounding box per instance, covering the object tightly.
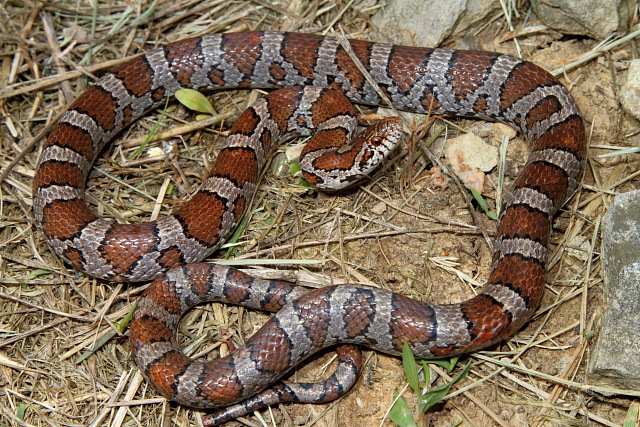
[32,31,586,424]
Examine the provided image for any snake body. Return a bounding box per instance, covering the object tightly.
[32,32,586,422]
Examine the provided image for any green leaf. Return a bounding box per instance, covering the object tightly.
[421,360,430,390]
[116,300,137,334]
[419,361,471,414]
[422,126,446,148]
[426,355,460,372]
[389,390,419,427]
[130,95,170,160]
[290,161,311,188]
[290,161,301,175]
[623,402,639,427]
[77,301,137,363]
[402,342,420,396]
[470,187,497,220]
[26,269,51,280]
[165,181,175,196]
[224,208,253,259]
[16,403,26,419]
[132,0,158,25]
[175,89,216,115]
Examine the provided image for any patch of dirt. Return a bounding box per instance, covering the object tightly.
[0,1,638,427]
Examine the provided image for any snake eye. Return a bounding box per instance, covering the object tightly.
[370,136,383,145]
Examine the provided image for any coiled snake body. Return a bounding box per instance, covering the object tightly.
[33,32,586,424]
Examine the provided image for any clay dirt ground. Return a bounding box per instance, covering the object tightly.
[0,1,639,426]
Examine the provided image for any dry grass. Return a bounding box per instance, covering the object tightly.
[0,0,639,426]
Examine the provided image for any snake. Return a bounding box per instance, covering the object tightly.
[32,31,586,424]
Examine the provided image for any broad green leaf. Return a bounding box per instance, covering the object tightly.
[175,89,216,115]
[16,403,27,419]
[289,161,311,188]
[402,342,420,396]
[421,360,430,391]
[290,161,301,176]
[623,402,639,427]
[390,390,419,427]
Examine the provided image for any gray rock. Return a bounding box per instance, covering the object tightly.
[620,59,640,121]
[453,0,504,39]
[530,0,629,40]
[588,190,640,390]
[370,0,501,47]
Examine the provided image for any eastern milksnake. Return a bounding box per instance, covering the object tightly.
[33,31,586,424]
